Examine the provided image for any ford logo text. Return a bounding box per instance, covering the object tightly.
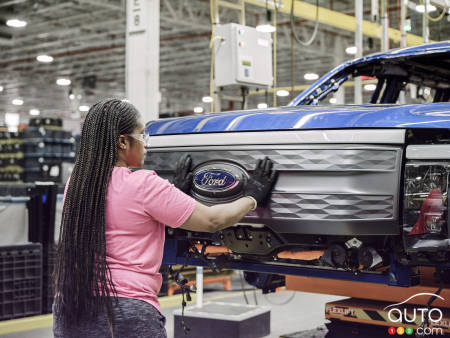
[194,169,238,191]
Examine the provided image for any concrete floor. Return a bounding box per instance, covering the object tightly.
[0,273,345,338]
[164,289,344,338]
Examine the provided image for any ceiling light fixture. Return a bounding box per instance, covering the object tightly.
[69,94,75,100]
[12,98,23,105]
[79,105,90,112]
[329,98,337,104]
[256,8,276,33]
[0,86,3,92]
[202,96,213,103]
[193,106,204,113]
[415,4,436,13]
[304,73,319,81]
[345,46,357,55]
[276,89,289,97]
[257,103,268,109]
[6,19,27,28]
[36,55,54,63]
[256,24,276,33]
[56,78,71,86]
[29,109,40,116]
[364,84,377,91]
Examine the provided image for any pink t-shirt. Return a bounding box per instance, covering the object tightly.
[64,167,196,313]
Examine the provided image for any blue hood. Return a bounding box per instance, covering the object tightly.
[146,103,450,135]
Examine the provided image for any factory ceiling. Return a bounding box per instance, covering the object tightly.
[0,0,448,123]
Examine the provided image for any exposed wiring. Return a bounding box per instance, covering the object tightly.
[253,288,258,305]
[239,271,250,304]
[263,290,296,305]
[209,0,216,24]
[290,0,320,46]
[238,271,259,305]
[209,0,218,112]
[290,14,295,102]
[240,0,246,26]
[168,254,193,335]
[169,242,222,335]
[420,0,448,22]
[209,35,224,49]
[273,0,277,107]
[240,86,248,109]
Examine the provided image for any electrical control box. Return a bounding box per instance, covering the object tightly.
[214,23,273,88]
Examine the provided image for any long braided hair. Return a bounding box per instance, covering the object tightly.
[53,98,140,326]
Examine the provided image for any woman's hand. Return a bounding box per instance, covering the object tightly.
[244,157,277,205]
[180,157,277,232]
[173,154,193,194]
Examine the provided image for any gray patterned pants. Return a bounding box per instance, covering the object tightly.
[53,297,167,338]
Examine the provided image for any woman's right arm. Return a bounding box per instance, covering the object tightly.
[180,197,255,233]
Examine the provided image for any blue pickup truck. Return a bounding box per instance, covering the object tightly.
[145,42,450,287]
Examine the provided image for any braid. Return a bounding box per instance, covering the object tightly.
[53,98,140,327]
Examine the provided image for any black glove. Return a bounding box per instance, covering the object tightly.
[244,157,277,205]
[173,154,194,194]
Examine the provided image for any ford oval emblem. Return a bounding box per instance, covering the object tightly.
[191,161,248,204]
[194,169,238,191]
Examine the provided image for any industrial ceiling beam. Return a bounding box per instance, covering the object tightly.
[249,79,377,95]
[0,37,13,46]
[21,9,117,32]
[0,0,27,8]
[78,0,124,11]
[11,18,124,45]
[244,0,432,46]
[31,2,74,15]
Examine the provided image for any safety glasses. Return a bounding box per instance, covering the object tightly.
[128,133,150,147]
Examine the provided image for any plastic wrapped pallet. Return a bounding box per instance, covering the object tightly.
[0,196,29,246]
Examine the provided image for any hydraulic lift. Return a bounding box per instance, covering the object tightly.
[163,239,418,287]
[163,240,450,336]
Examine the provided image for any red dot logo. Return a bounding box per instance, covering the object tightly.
[388,327,397,335]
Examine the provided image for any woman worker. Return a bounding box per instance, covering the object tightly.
[53,98,276,338]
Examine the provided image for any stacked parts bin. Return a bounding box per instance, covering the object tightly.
[0,129,23,183]
[0,244,42,320]
[22,117,75,183]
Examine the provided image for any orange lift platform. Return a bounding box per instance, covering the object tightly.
[286,266,450,336]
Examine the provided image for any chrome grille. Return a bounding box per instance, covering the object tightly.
[270,193,394,220]
[145,144,402,235]
[145,148,397,172]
